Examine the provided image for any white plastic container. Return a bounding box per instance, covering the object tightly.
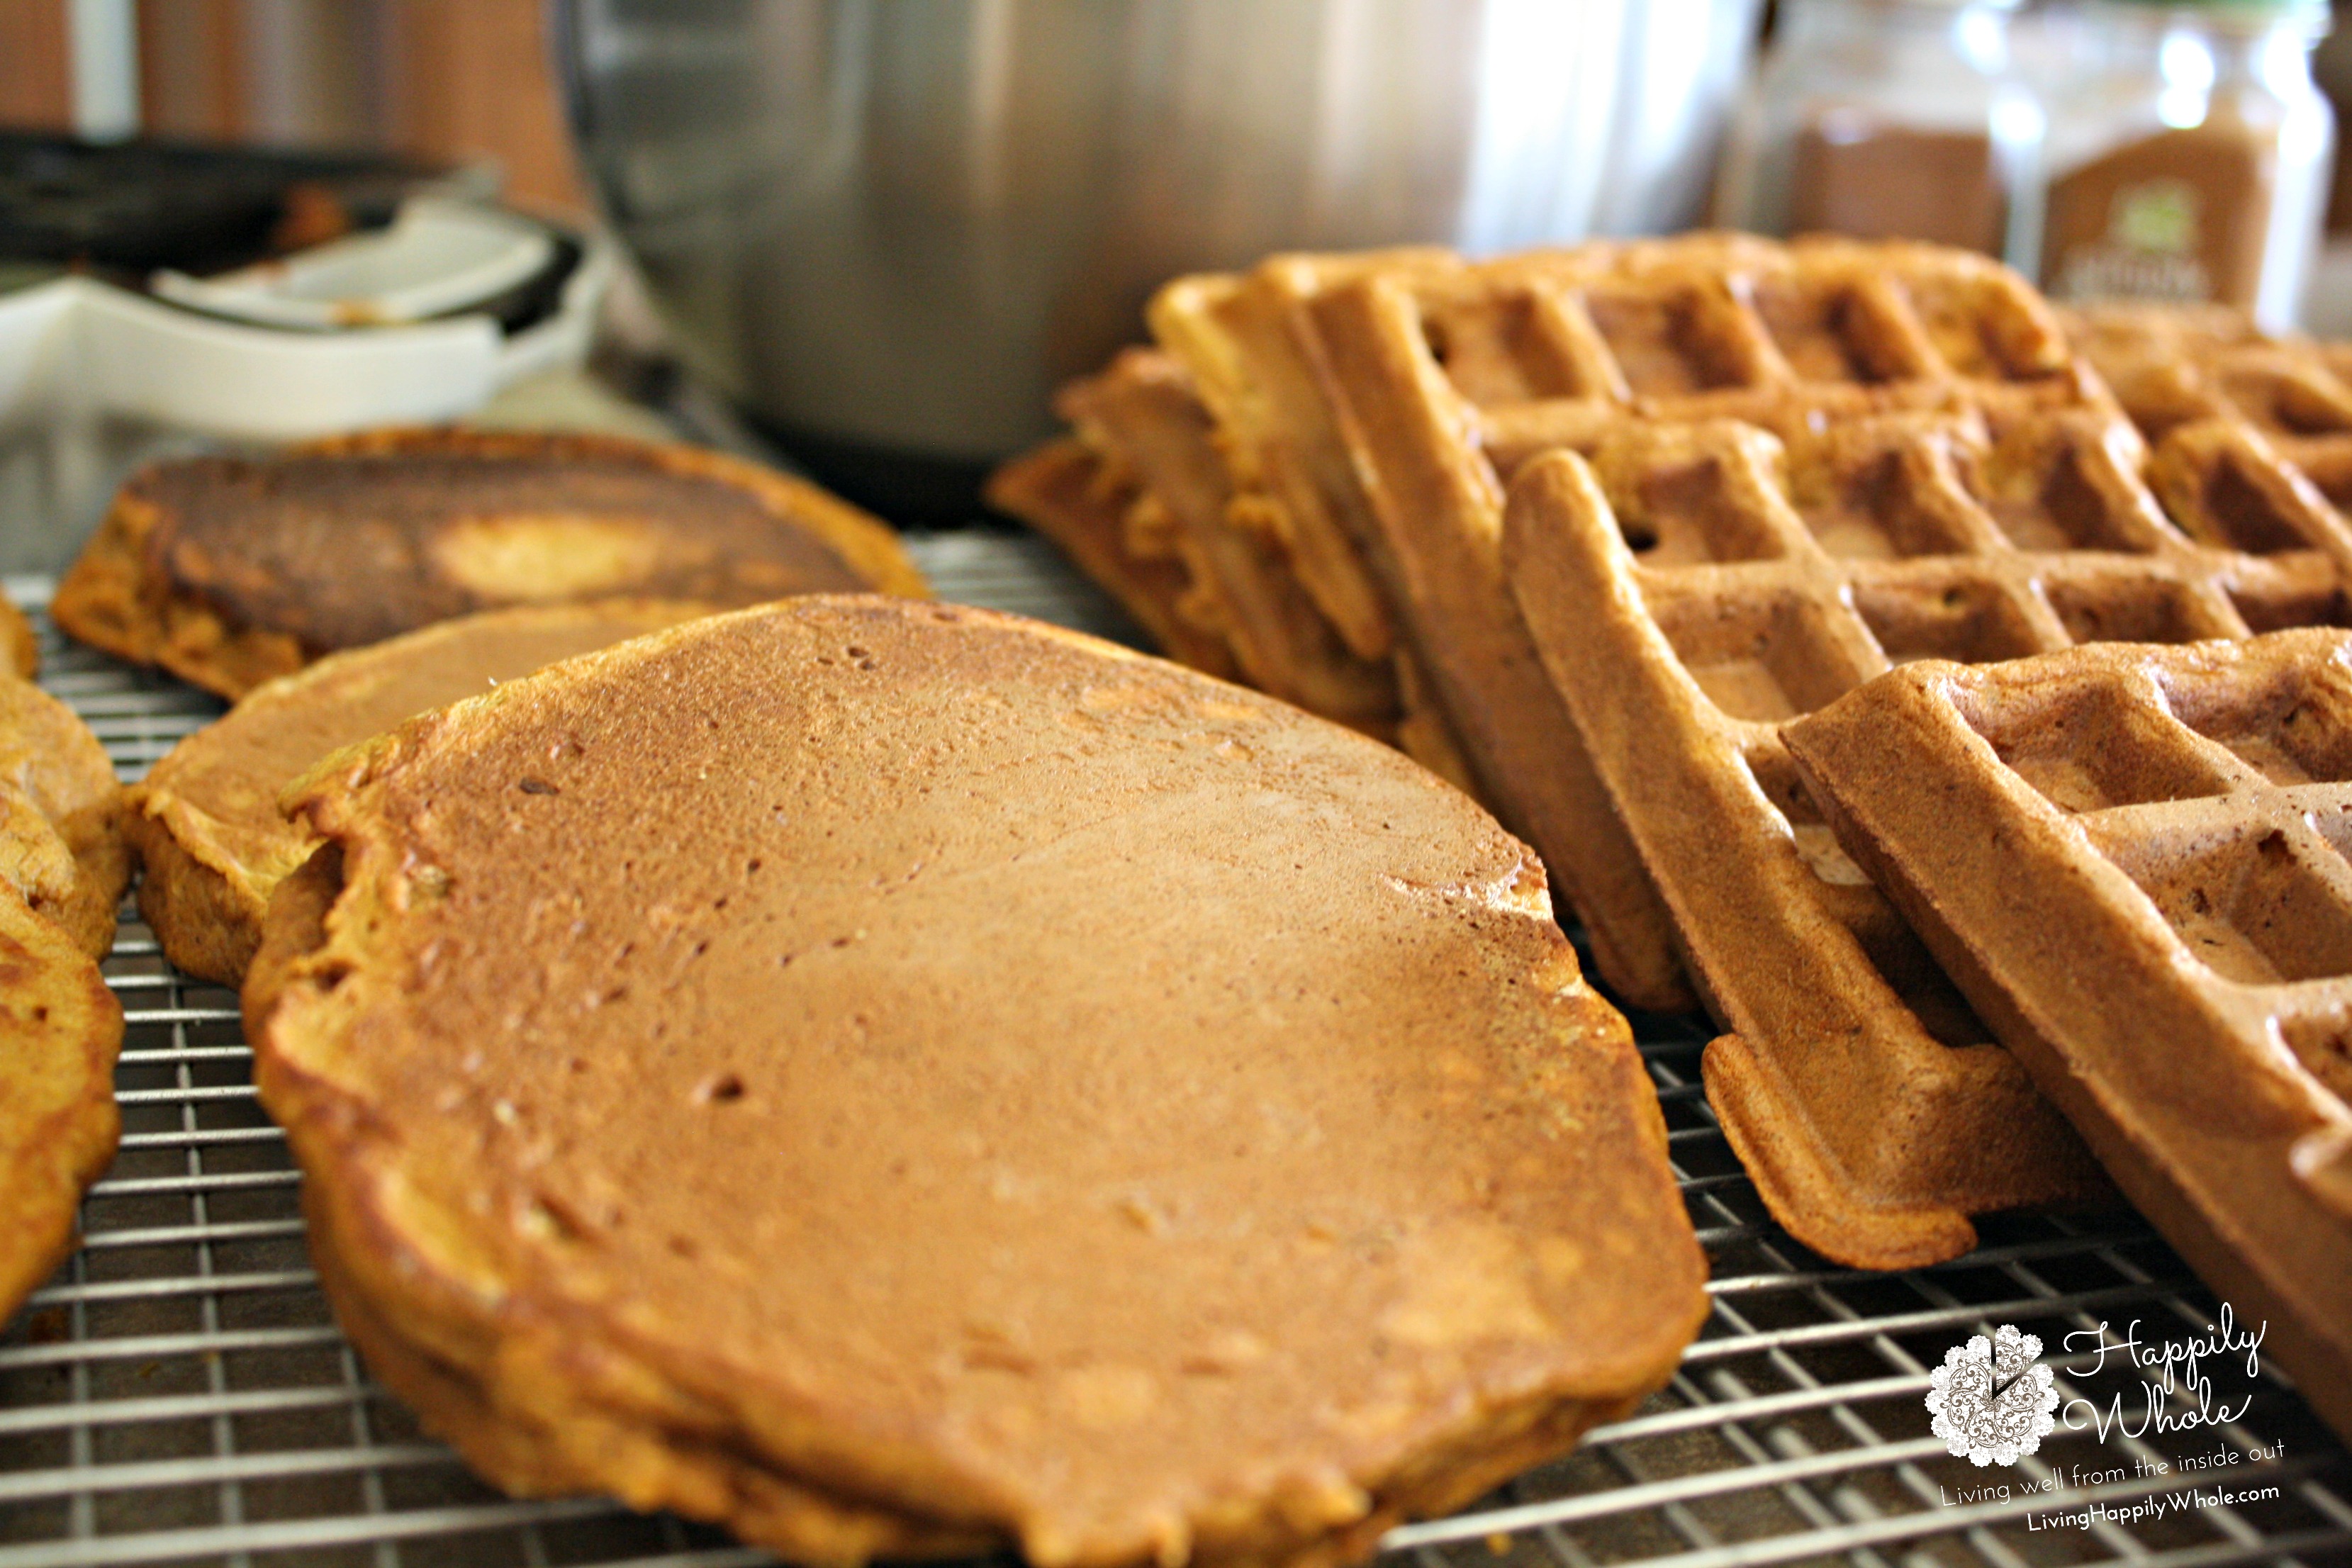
[0,216,611,573]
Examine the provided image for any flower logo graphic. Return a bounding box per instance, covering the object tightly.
[1927,1324,2059,1466]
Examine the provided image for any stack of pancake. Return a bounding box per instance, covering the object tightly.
[244,596,1706,1568]
[7,425,932,1326]
[0,651,130,1321]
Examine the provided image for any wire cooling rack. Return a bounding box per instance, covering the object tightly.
[4,545,2351,1568]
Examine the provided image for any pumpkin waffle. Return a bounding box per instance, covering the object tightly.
[0,670,128,958]
[982,432,1241,681]
[54,427,929,699]
[1298,237,2352,1267]
[1146,252,1459,669]
[1266,236,2103,1012]
[995,347,1477,792]
[1494,398,2352,1267]
[1052,349,1399,737]
[128,600,714,987]
[1784,629,2352,1443]
[0,880,123,1321]
[244,595,1706,1568]
[2063,305,2352,578]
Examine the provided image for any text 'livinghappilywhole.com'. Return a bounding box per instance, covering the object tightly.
[2026,1484,2283,1531]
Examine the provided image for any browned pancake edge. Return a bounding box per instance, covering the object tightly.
[54,427,929,699]
[130,599,719,986]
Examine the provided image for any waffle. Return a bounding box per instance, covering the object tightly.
[2064,305,2352,576]
[982,434,1241,681]
[995,348,1483,790]
[128,600,714,987]
[246,595,1705,1568]
[1783,629,2352,1443]
[1053,350,1399,737]
[0,880,123,1321]
[54,427,929,699]
[1146,253,1459,668]
[1491,399,2352,1266]
[1300,238,2352,1267]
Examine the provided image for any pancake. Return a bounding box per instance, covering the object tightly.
[0,673,128,958]
[1,598,35,678]
[245,595,1706,1568]
[128,600,717,987]
[0,880,123,1319]
[52,427,930,698]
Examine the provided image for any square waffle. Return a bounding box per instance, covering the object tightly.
[1783,629,2352,1443]
[1298,239,2352,1268]
[982,432,1242,683]
[1050,349,1400,737]
[2064,304,2352,585]
[1147,251,1457,669]
[996,332,1486,803]
[1272,237,2090,1031]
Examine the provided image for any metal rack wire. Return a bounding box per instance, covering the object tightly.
[4,548,2350,1568]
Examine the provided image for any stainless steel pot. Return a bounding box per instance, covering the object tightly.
[555,0,1759,482]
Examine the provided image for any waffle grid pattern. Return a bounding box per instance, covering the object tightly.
[1975,644,2352,1004]
[1492,388,2352,1253]
[4,563,2351,1568]
[1777,631,2352,1438]
[1273,243,2352,1266]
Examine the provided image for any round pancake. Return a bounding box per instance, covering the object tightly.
[0,880,123,1320]
[245,596,1706,1568]
[0,673,127,958]
[128,600,717,987]
[52,427,930,698]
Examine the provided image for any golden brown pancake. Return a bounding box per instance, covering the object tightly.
[128,600,717,987]
[246,595,1706,1568]
[0,880,123,1320]
[53,427,930,698]
[1,598,35,678]
[0,673,127,958]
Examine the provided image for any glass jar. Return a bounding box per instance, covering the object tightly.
[2037,0,2335,330]
[1713,0,2043,263]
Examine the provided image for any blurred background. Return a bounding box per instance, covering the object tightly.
[3,0,2352,539]
[0,0,583,213]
